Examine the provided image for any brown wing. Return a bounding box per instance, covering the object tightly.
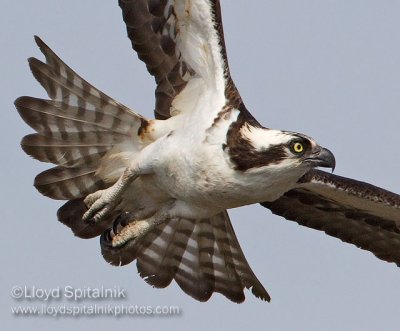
[101,211,270,303]
[118,0,244,119]
[15,37,149,200]
[262,169,400,265]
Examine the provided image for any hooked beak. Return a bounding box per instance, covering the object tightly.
[306,147,336,172]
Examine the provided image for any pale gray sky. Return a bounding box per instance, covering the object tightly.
[2,1,400,330]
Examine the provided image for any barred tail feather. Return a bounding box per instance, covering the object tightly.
[100,211,270,303]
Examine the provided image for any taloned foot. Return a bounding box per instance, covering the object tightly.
[82,169,139,224]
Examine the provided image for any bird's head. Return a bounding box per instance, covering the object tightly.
[228,123,335,173]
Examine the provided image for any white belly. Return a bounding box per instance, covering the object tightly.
[122,131,308,220]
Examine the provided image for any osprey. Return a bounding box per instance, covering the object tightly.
[15,0,400,303]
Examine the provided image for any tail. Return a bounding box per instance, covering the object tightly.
[16,36,149,235]
[100,211,270,303]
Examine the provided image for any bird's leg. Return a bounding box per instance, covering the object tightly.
[83,167,139,224]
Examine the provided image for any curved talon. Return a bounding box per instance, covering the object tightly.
[106,219,151,248]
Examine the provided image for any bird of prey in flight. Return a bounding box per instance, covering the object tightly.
[15,0,400,303]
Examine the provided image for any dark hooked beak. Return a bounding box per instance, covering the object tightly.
[306,147,336,172]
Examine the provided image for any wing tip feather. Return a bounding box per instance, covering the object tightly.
[33,35,52,58]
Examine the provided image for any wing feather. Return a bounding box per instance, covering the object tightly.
[34,165,106,200]
[31,36,141,120]
[119,0,244,119]
[57,198,116,239]
[16,37,150,200]
[21,134,112,168]
[262,169,400,265]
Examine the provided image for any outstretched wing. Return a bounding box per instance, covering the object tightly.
[119,0,244,120]
[262,170,400,265]
[15,37,150,200]
[101,211,270,303]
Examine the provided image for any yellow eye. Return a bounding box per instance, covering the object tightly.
[292,142,304,154]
